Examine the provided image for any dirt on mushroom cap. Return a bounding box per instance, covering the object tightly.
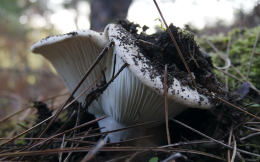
[117,20,225,98]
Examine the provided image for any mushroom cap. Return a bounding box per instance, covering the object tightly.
[105,24,212,109]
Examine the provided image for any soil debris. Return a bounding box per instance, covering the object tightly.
[117,20,225,98]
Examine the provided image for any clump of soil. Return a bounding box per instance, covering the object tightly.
[117,20,224,96]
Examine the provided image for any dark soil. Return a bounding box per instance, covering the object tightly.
[117,20,225,97]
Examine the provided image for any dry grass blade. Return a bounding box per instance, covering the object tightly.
[227,126,233,162]
[246,30,260,80]
[240,132,260,141]
[58,134,66,162]
[81,138,106,162]
[171,119,260,157]
[162,153,185,162]
[231,135,237,162]
[164,64,171,145]
[206,40,231,70]
[38,41,114,138]
[153,0,198,88]
[125,151,145,162]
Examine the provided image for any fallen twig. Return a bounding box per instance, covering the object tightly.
[164,64,171,145]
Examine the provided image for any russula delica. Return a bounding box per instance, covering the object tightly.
[31,23,215,143]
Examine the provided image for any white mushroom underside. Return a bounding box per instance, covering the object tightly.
[90,53,186,124]
[31,31,112,107]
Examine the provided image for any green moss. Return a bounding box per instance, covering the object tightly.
[199,26,260,90]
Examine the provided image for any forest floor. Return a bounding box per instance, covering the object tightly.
[0,21,259,162]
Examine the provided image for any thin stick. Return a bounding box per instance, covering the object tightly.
[171,119,260,157]
[215,96,260,121]
[246,30,260,80]
[153,0,198,88]
[38,41,114,138]
[164,65,171,145]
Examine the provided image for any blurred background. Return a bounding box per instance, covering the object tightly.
[0,0,259,120]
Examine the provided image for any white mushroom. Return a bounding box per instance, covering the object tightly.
[31,24,213,143]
